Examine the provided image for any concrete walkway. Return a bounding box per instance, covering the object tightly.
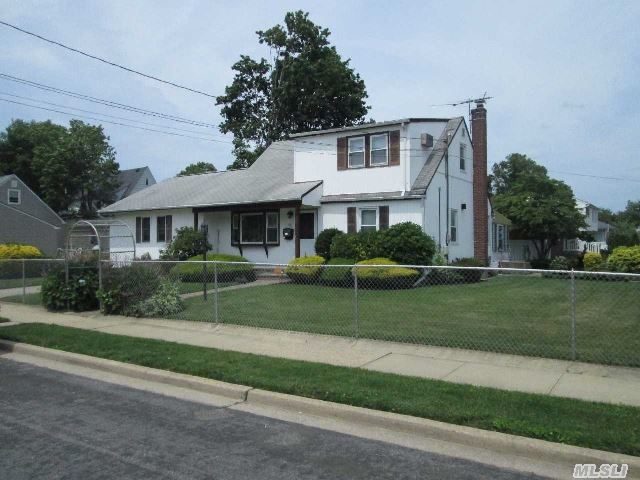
[179,277,287,299]
[1,302,640,407]
[0,286,40,298]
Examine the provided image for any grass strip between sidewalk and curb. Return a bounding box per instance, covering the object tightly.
[0,323,638,456]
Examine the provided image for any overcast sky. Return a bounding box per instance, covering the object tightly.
[1,0,638,210]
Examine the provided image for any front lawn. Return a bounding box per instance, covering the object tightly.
[176,275,640,366]
[0,323,638,456]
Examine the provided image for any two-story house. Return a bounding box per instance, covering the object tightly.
[100,102,491,265]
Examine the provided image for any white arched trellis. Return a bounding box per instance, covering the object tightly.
[65,219,136,289]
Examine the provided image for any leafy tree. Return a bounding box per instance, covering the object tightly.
[491,153,586,260]
[619,200,640,227]
[160,227,211,260]
[607,223,639,249]
[177,161,217,176]
[217,11,369,169]
[0,119,118,215]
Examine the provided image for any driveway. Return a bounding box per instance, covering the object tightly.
[0,359,543,480]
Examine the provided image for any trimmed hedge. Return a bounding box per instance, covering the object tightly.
[169,253,255,283]
[354,258,419,289]
[319,257,355,286]
[0,244,44,259]
[607,246,640,274]
[584,252,605,272]
[285,256,325,283]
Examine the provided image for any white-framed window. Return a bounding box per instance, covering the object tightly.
[156,215,173,243]
[265,212,279,244]
[449,209,458,244]
[493,223,508,252]
[240,213,263,244]
[231,211,280,245]
[459,144,466,171]
[7,189,21,205]
[135,217,150,243]
[348,137,365,168]
[360,208,377,232]
[370,133,388,166]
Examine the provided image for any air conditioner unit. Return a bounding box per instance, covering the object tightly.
[421,133,434,148]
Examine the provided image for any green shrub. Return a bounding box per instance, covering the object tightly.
[98,264,162,315]
[160,227,211,260]
[549,256,570,270]
[607,246,640,273]
[530,259,551,270]
[329,232,375,261]
[583,252,605,272]
[315,228,344,260]
[354,258,419,289]
[377,222,436,265]
[285,256,325,283]
[0,244,44,259]
[451,257,485,283]
[319,257,355,286]
[169,253,255,283]
[41,263,99,312]
[124,281,184,318]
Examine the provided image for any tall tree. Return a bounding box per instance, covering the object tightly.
[217,11,369,169]
[491,153,586,260]
[0,119,118,215]
[177,161,217,176]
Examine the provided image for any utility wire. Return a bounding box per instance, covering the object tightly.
[0,20,217,99]
[0,73,218,128]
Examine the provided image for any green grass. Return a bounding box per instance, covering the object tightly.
[0,292,42,305]
[178,281,232,294]
[0,277,43,289]
[0,323,638,456]
[175,275,640,366]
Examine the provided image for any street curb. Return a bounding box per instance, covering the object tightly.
[2,339,639,473]
[0,340,251,401]
[248,389,640,469]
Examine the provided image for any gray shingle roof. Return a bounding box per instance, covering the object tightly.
[321,191,421,203]
[410,117,464,195]
[290,118,452,138]
[100,142,322,213]
[116,167,147,199]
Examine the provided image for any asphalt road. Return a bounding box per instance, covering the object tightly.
[0,358,545,480]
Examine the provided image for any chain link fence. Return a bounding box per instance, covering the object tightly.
[1,258,639,367]
[0,259,65,305]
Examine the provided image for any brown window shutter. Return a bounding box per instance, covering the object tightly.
[364,135,370,168]
[337,137,347,170]
[379,206,389,230]
[347,207,356,234]
[389,130,400,166]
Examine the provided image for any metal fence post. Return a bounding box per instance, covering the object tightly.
[570,268,577,361]
[353,266,359,339]
[213,261,219,323]
[21,259,26,304]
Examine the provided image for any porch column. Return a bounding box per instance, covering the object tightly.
[295,205,301,258]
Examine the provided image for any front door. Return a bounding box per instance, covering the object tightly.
[299,211,316,256]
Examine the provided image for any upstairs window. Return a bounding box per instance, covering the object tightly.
[459,144,466,171]
[136,217,150,243]
[348,137,365,168]
[370,133,388,166]
[7,189,21,205]
[156,215,173,243]
[360,209,377,232]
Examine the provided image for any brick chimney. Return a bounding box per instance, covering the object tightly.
[471,101,488,263]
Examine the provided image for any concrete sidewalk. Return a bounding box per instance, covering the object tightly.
[1,302,639,407]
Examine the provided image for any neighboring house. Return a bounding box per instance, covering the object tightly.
[0,174,65,256]
[510,198,609,261]
[100,102,491,264]
[563,199,609,254]
[114,167,156,202]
